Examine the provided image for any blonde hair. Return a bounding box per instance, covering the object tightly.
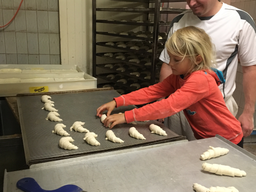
[166,26,215,73]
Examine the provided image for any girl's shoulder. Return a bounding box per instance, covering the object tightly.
[189,70,223,86]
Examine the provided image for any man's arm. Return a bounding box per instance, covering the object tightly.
[238,65,256,137]
[159,63,172,82]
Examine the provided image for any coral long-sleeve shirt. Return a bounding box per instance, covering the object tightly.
[114,70,243,144]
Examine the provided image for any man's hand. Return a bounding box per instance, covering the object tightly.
[238,113,254,137]
[240,65,256,137]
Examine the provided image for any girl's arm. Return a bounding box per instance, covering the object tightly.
[124,73,210,123]
[115,75,176,107]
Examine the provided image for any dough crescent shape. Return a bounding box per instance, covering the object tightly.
[52,123,69,136]
[129,127,146,140]
[46,112,62,122]
[59,137,78,150]
[200,146,229,160]
[83,132,100,146]
[193,183,239,192]
[42,102,58,112]
[70,121,89,133]
[202,162,246,177]
[149,124,167,136]
[41,95,54,103]
[105,130,124,143]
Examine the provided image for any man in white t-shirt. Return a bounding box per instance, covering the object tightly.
[159,0,256,141]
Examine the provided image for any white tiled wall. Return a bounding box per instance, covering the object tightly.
[0,0,60,64]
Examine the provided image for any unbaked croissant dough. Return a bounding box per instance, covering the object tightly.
[46,112,63,122]
[129,127,146,140]
[52,123,69,136]
[193,183,239,192]
[200,146,229,160]
[41,95,54,103]
[149,124,167,136]
[59,137,78,150]
[70,121,89,133]
[105,130,124,143]
[193,183,209,192]
[101,114,107,123]
[100,114,112,127]
[42,102,58,112]
[83,132,100,146]
[202,162,246,177]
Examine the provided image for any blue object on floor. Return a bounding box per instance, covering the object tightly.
[16,177,86,192]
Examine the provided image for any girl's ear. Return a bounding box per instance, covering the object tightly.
[195,55,203,65]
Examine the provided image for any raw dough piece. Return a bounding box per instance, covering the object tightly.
[202,162,246,177]
[129,59,140,63]
[105,130,124,143]
[117,79,127,84]
[117,44,127,48]
[104,53,113,57]
[193,183,239,192]
[83,132,100,146]
[149,124,167,136]
[193,183,209,192]
[42,102,58,112]
[136,34,148,38]
[70,121,89,133]
[41,95,54,103]
[59,137,78,150]
[200,146,229,160]
[101,114,107,123]
[46,112,63,122]
[105,42,114,46]
[130,46,139,50]
[52,123,69,136]
[119,32,128,35]
[208,186,239,192]
[116,55,125,60]
[129,127,146,140]
[105,64,114,69]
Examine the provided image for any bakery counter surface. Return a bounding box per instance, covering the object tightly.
[4,136,256,192]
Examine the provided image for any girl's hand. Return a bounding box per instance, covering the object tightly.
[104,113,126,129]
[96,100,116,117]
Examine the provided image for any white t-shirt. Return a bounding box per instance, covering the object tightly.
[159,3,256,100]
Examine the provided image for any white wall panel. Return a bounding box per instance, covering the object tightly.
[59,0,92,74]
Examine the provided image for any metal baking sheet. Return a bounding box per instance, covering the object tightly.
[17,89,184,165]
[4,136,256,192]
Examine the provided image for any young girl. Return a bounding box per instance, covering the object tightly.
[96,26,243,145]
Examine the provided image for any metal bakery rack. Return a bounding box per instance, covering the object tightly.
[92,0,187,94]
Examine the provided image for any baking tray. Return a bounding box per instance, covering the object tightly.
[17,89,184,165]
[4,136,256,192]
